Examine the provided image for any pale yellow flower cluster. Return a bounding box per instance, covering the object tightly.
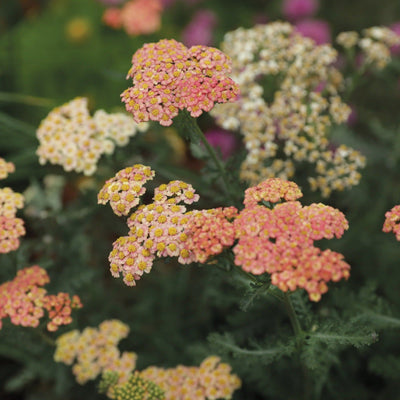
[338,26,400,69]
[36,98,148,176]
[54,320,137,385]
[211,22,366,197]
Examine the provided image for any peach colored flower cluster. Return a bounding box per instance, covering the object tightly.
[121,39,239,126]
[54,320,137,385]
[103,0,163,36]
[36,97,148,176]
[98,164,155,216]
[0,266,82,331]
[185,207,238,263]
[211,22,366,197]
[0,159,25,254]
[98,165,200,286]
[382,205,400,240]
[140,355,241,400]
[233,179,350,301]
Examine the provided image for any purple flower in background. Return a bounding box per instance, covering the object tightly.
[204,129,237,160]
[282,0,318,21]
[295,19,331,44]
[182,10,217,47]
[390,22,400,55]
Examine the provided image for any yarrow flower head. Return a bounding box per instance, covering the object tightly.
[337,27,400,70]
[233,178,350,301]
[98,164,155,216]
[99,165,200,286]
[100,371,164,400]
[140,355,241,400]
[54,320,137,385]
[211,22,366,197]
[0,266,82,331]
[382,205,400,240]
[121,39,239,126]
[185,207,238,263]
[0,159,25,254]
[36,97,148,176]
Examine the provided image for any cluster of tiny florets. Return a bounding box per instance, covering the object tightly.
[98,164,155,216]
[233,178,350,301]
[185,207,238,263]
[121,39,239,126]
[0,266,82,331]
[36,97,148,176]
[382,205,400,240]
[54,320,137,385]
[0,158,15,180]
[140,356,242,400]
[0,159,25,254]
[99,166,200,286]
[337,26,400,69]
[211,22,366,197]
[101,370,165,400]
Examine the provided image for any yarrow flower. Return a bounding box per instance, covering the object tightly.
[98,164,155,216]
[54,320,137,385]
[185,207,238,263]
[337,27,400,69]
[121,39,239,126]
[36,97,148,176]
[140,355,241,400]
[0,159,25,253]
[210,22,366,197]
[103,0,163,36]
[382,205,400,240]
[99,165,200,286]
[0,266,82,331]
[100,371,164,400]
[233,178,350,301]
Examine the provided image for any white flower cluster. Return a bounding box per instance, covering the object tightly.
[36,98,148,176]
[211,22,366,196]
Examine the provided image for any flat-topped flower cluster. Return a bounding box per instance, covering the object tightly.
[210,22,366,197]
[0,158,25,254]
[36,97,148,176]
[0,265,82,331]
[121,39,239,126]
[100,164,350,301]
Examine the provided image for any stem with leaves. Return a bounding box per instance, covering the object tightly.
[179,110,235,203]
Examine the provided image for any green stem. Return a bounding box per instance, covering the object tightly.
[282,292,303,338]
[282,292,312,400]
[181,110,234,202]
[34,327,56,347]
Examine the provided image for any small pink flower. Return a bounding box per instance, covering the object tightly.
[282,0,318,21]
[295,19,331,44]
[204,128,237,160]
[182,9,217,47]
[390,22,400,54]
[103,8,122,29]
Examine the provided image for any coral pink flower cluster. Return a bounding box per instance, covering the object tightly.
[185,207,238,263]
[0,266,82,331]
[121,39,239,126]
[382,205,400,240]
[0,159,25,254]
[98,165,200,286]
[140,355,241,400]
[54,320,137,385]
[233,179,350,301]
[103,0,162,36]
